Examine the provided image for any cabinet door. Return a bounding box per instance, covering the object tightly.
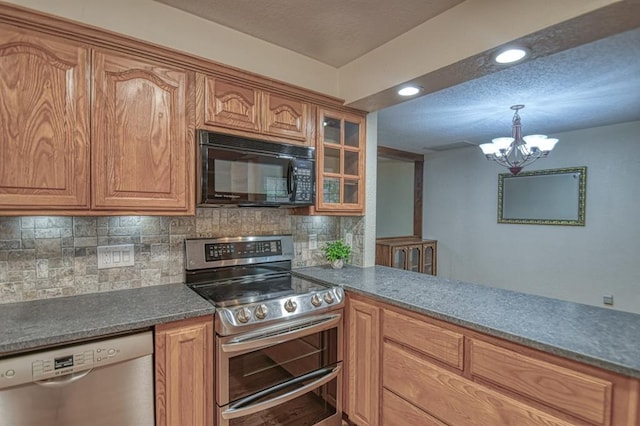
[262,92,310,144]
[391,246,407,270]
[92,50,194,212]
[0,25,90,210]
[347,298,380,426]
[407,244,422,273]
[203,75,260,132]
[384,342,574,426]
[316,109,365,214]
[422,242,437,275]
[155,316,214,426]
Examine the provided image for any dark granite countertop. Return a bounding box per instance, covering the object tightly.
[0,284,215,355]
[293,265,640,379]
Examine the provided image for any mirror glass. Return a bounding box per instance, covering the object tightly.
[498,167,587,225]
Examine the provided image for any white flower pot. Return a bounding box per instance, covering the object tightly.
[330,259,344,269]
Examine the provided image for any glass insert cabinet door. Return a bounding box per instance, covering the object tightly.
[317,109,365,212]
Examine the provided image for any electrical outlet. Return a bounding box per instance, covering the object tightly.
[345,233,353,247]
[308,234,317,250]
[603,294,614,306]
[97,244,135,269]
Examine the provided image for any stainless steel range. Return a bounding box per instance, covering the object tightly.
[185,235,343,426]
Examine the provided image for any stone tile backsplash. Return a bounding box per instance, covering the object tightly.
[0,209,363,304]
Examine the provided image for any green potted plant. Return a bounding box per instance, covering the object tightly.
[323,239,351,269]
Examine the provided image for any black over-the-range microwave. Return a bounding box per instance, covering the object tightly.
[198,130,316,207]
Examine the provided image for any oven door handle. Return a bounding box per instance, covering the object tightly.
[221,364,341,420]
[220,313,341,354]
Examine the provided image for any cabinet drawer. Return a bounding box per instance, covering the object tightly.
[383,342,573,426]
[383,309,463,370]
[470,339,612,425]
[382,389,446,426]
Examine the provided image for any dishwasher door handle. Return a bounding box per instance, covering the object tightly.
[34,369,93,388]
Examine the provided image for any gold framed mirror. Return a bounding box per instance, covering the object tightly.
[498,166,587,225]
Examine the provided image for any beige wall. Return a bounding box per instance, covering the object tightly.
[4,0,620,104]
[3,0,339,96]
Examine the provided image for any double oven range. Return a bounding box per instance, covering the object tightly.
[185,235,344,426]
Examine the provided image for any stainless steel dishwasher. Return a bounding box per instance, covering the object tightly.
[0,331,155,426]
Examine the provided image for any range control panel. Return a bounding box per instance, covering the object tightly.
[205,240,282,262]
[186,235,294,270]
[0,331,152,390]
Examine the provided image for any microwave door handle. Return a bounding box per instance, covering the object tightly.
[287,161,297,200]
[221,364,341,420]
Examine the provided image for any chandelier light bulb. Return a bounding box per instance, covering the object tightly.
[479,105,558,175]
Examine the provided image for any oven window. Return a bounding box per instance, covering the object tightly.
[225,328,338,404]
[227,376,338,426]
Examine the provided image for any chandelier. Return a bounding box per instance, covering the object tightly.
[479,105,558,175]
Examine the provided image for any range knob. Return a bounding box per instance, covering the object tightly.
[236,307,252,323]
[284,299,298,313]
[310,294,323,307]
[323,292,335,305]
[254,304,269,320]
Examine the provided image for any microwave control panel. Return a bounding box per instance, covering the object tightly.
[294,166,313,202]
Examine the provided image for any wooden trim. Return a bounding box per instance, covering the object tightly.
[378,145,424,238]
[377,146,423,162]
[414,159,423,238]
[0,1,364,114]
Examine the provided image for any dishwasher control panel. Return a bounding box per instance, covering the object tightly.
[0,331,152,389]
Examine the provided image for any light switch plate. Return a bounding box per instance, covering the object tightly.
[308,234,317,250]
[97,244,135,269]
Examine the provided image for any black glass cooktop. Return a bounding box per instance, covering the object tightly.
[189,273,331,308]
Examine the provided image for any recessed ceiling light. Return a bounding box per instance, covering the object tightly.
[398,86,421,96]
[494,47,529,64]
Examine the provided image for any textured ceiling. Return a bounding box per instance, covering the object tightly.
[151,0,639,153]
[377,27,640,152]
[153,0,464,67]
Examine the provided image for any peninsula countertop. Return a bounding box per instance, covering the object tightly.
[293,265,640,378]
[0,283,215,355]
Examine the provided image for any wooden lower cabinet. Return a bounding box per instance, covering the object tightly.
[384,341,573,426]
[344,293,640,426]
[155,315,214,426]
[345,296,380,426]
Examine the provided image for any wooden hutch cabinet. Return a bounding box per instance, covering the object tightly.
[375,237,437,275]
[315,108,366,214]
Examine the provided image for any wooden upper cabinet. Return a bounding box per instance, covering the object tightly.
[203,76,260,132]
[262,92,309,142]
[0,24,90,210]
[92,50,194,213]
[198,74,312,146]
[316,108,366,214]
